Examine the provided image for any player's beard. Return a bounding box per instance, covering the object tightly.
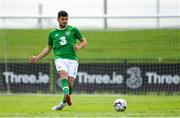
[60,23,67,28]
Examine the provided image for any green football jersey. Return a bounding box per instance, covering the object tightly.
[48,25,83,61]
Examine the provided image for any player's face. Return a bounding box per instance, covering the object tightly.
[57,16,68,28]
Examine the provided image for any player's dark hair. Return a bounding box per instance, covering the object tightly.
[58,10,68,18]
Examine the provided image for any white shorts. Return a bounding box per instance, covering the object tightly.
[55,58,79,78]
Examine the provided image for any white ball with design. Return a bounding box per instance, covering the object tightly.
[113,98,127,112]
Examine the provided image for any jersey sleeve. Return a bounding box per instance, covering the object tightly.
[48,32,53,46]
[74,27,83,41]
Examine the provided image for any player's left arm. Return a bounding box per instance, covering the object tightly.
[74,37,87,51]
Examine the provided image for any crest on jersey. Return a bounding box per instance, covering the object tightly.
[55,34,59,37]
[65,31,70,35]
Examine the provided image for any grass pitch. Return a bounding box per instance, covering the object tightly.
[0,29,180,117]
[0,94,180,117]
[0,29,180,61]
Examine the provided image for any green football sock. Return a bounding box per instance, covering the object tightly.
[61,79,69,95]
[69,87,73,95]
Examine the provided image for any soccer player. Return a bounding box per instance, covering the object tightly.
[29,10,87,110]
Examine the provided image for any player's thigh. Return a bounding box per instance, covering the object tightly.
[55,58,68,77]
[68,60,79,78]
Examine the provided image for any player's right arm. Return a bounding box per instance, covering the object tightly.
[29,45,52,64]
[30,30,54,64]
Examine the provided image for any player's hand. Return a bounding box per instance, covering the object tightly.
[73,45,80,51]
[29,56,39,64]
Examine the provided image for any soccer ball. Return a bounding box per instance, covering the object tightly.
[113,98,127,112]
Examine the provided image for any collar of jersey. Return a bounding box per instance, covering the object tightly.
[57,25,68,30]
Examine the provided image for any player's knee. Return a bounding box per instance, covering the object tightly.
[58,71,68,78]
